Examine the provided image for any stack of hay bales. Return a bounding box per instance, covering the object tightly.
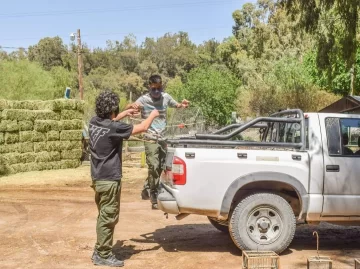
[0,99,85,176]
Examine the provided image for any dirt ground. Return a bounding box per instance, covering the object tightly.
[1,165,360,269]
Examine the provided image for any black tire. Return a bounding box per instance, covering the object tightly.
[208,217,229,233]
[229,193,296,254]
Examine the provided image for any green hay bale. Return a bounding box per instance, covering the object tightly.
[47,141,82,151]
[1,152,36,165]
[0,100,11,111]
[36,100,61,111]
[0,164,13,175]
[44,161,62,170]
[51,161,62,169]
[11,100,41,110]
[61,149,82,160]
[76,100,85,113]
[34,142,47,153]
[35,151,61,163]
[10,163,41,173]
[70,141,82,150]
[0,120,19,132]
[0,144,16,153]
[2,109,35,121]
[32,131,46,142]
[0,132,4,144]
[55,99,77,110]
[47,131,59,141]
[19,152,36,163]
[60,159,81,169]
[1,153,18,165]
[39,161,62,170]
[16,142,34,153]
[34,120,59,132]
[58,119,83,130]
[8,163,25,173]
[5,132,19,144]
[19,121,33,131]
[34,110,60,121]
[61,110,83,120]
[0,164,9,176]
[46,141,62,151]
[19,131,33,142]
[60,130,82,141]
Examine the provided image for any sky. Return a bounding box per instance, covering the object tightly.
[0,0,253,51]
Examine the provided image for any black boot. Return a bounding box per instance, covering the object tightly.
[141,188,150,200]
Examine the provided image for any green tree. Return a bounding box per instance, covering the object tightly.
[182,66,240,126]
[281,0,359,94]
[28,37,68,71]
[0,60,65,100]
[49,66,77,98]
[140,32,198,78]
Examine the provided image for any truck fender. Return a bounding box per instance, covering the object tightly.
[219,172,309,220]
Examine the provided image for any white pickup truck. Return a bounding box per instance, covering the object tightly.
[157,109,360,254]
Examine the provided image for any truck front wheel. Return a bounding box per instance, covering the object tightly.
[229,193,296,254]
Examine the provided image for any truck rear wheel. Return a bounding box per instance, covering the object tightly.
[208,217,229,233]
[229,193,296,254]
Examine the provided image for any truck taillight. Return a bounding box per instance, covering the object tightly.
[172,156,186,185]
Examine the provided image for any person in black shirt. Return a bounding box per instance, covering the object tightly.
[90,91,159,267]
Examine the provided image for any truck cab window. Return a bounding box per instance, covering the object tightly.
[325,118,360,156]
[340,118,360,156]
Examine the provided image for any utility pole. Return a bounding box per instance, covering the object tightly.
[77,29,84,100]
[350,64,356,96]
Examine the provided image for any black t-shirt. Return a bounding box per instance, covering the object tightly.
[89,116,133,181]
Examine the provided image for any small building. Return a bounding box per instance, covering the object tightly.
[319,95,360,114]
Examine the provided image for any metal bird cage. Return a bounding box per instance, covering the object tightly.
[307,232,332,269]
[165,107,205,139]
[355,259,360,269]
[242,251,280,269]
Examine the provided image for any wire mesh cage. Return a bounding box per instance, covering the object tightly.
[355,258,360,269]
[242,251,280,269]
[165,107,205,139]
[307,232,332,269]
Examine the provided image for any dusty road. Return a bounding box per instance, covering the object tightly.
[1,165,360,269]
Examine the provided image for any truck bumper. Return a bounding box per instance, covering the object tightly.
[157,183,180,214]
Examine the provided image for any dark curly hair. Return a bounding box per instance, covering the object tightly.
[95,90,120,119]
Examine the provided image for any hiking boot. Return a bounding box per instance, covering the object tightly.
[91,250,97,261]
[150,191,158,204]
[92,252,124,267]
[141,188,150,200]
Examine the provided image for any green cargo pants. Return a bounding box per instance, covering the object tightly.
[143,141,167,203]
[91,180,121,258]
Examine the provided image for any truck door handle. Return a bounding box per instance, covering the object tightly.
[237,153,247,159]
[292,155,302,161]
[326,165,340,172]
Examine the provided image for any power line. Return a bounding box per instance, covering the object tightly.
[0,0,238,18]
[0,46,27,50]
[1,25,230,42]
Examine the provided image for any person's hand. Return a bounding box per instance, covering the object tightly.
[181,99,190,108]
[150,109,160,118]
[125,108,140,117]
[129,103,142,110]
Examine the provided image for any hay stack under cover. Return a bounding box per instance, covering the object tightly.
[0,99,85,176]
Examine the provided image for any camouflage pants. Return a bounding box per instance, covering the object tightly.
[91,180,121,258]
[143,141,167,202]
